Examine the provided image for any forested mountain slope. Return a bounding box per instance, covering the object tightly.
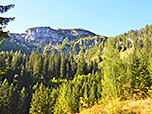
[1,25,152,114]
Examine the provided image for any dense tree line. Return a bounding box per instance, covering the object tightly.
[1,3,152,113]
[1,30,152,113]
[0,49,100,114]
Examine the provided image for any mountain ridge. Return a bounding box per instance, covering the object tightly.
[1,24,151,55]
[1,26,100,54]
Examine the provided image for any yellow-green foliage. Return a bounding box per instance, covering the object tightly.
[80,97,152,114]
[50,77,67,83]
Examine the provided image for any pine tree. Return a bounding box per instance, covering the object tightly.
[60,56,66,79]
[33,50,42,82]
[9,83,18,114]
[76,57,87,75]
[130,53,151,95]
[0,79,10,114]
[42,55,49,84]
[0,79,17,114]
[89,82,97,105]
[26,51,35,74]
[54,83,68,114]
[70,55,77,78]
[17,87,28,114]
[29,83,51,114]
[5,55,11,67]
[92,61,98,75]
[48,54,55,78]
[0,4,15,76]
[66,62,70,79]
[54,53,61,78]
[67,86,80,113]
[0,4,15,41]
[102,38,125,98]
[0,52,5,67]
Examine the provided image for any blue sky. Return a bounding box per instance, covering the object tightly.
[1,0,152,37]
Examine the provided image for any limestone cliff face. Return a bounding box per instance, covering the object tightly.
[5,26,97,54]
[25,27,60,41]
[10,26,96,45]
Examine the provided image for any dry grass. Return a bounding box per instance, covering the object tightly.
[80,98,152,114]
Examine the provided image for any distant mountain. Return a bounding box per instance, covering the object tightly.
[0,26,99,54]
[2,25,150,57]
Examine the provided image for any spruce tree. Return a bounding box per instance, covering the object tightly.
[68,87,80,113]
[29,83,51,114]
[0,79,10,114]
[0,79,17,114]
[66,62,70,79]
[0,4,14,76]
[60,56,66,79]
[89,82,97,105]
[130,53,151,95]
[76,57,87,75]
[17,87,28,114]
[0,4,15,41]
[48,54,55,78]
[54,53,61,78]
[102,38,125,98]
[33,50,42,82]
[42,55,49,84]
[70,55,77,78]
[9,83,18,114]
[54,83,68,114]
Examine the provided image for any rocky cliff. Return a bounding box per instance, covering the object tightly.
[10,27,96,45]
[1,26,97,54]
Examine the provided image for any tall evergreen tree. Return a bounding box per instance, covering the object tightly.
[54,53,61,78]
[42,55,49,84]
[60,56,66,79]
[33,50,42,82]
[70,55,77,78]
[17,87,28,114]
[0,79,17,114]
[76,57,87,75]
[130,53,151,95]
[67,86,80,113]
[48,54,55,78]
[89,82,97,105]
[0,79,10,114]
[54,83,68,114]
[0,4,15,76]
[30,83,51,114]
[102,38,125,98]
[0,4,15,41]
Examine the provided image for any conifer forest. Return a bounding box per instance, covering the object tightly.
[1,3,152,114]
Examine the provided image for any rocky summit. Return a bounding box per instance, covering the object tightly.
[1,26,97,54]
[1,27,96,53]
[9,27,96,46]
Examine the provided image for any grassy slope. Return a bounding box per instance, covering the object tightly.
[80,98,152,114]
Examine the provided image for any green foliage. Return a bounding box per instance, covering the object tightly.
[54,83,68,114]
[102,38,126,98]
[0,4,15,78]
[17,87,28,114]
[0,79,17,114]
[29,83,51,114]
[1,24,152,113]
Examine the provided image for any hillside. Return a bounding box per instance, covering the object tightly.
[0,27,98,54]
[1,24,152,114]
[80,98,152,114]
